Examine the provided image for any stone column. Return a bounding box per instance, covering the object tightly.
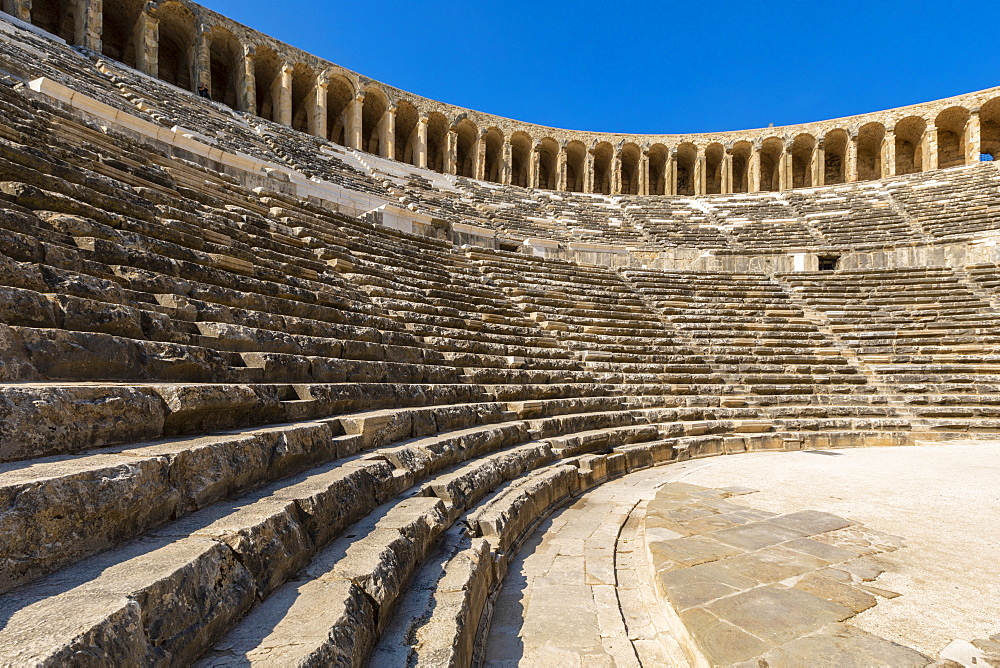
[922,121,938,171]
[528,144,541,188]
[584,150,594,194]
[695,147,707,196]
[5,0,31,22]
[347,91,364,149]
[556,145,568,191]
[749,143,761,193]
[277,64,293,127]
[721,149,733,194]
[638,151,650,195]
[415,113,428,168]
[882,128,896,177]
[846,131,858,182]
[134,4,159,78]
[500,140,512,184]
[610,150,622,195]
[667,150,678,196]
[966,109,981,164]
[446,128,458,175]
[778,143,792,190]
[310,75,328,139]
[237,44,254,113]
[379,104,395,158]
[193,26,211,96]
[75,0,101,51]
[475,130,487,180]
[812,139,825,187]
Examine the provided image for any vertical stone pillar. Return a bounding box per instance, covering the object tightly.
[134,4,159,78]
[5,0,31,22]
[638,152,650,195]
[749,143,761,193]
[882,128,896,177]
[721,149,733,194]
[347,91,364,149]
[667,149,678,196]
[584,150,594,194]
[379,105,395,158]
[415,114,428,168]
[236,44,254,113]
[610,150,622,195]
[500,140,512,184]
[75,0,101,50]
[446,128,458,175]
[694,147,707,196]
[778,143,791,190]
[812,139,825,187]
[311,75,328,139]
[846,131,858,182]
[556,145,568,191]
[475,130,487,180]
[194,26,211,96]
[528,144,541,188]
[278,64,293,127]
[966,109,981,164]
[922,121,938,171]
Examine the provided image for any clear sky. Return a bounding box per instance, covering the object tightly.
[200,0,1000,135]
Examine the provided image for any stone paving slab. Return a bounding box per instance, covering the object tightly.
[643,480,934,666]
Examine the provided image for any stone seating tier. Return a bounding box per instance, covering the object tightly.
[1,15,1000,665]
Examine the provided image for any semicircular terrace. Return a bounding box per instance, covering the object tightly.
[1,6,1000,666]
[6,0,1000,197]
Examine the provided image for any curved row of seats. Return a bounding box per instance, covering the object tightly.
[1,14,1000,665]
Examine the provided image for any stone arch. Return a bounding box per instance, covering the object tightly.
[394,99,419,164]
[620,142,642,195]
[253,45,281,122]
[676,142,697,196]
[980,97,1000,160]
[483,127,504,183]
[537,138,559,190]
[290,63,316,135]
[731,141,752,194]
[325,73,355,145]
[361,86,389,156]
[823,129,848,184]
[101,0,145,66]
[157,1,196,92]
[647,143,668,196]
[705,142,724,195]
[856,122,885,181]
[565,141,587,193]
[759,137,784,191]
[936,106,970,169]
[30,0,74,42]
[592,142,614,195]
[426,112,449,173]
[791,133,816,188]
[894,115,925,175]
[510,131,532,188]
[454,118,479,178]
[208,27,243,110]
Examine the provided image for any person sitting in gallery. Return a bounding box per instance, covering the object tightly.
[197,82,212,100]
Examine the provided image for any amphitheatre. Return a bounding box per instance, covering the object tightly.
[0,0,1000,665]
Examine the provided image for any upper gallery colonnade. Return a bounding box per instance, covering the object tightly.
[5,0,1000,196]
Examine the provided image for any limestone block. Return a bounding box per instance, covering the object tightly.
[0,385,166,461]
[0,454,178,593]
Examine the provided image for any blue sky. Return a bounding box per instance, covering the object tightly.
[201,0,1000,134]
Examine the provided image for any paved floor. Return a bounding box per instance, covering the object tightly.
[484,442,1000,666]
[676,442,1000,659]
